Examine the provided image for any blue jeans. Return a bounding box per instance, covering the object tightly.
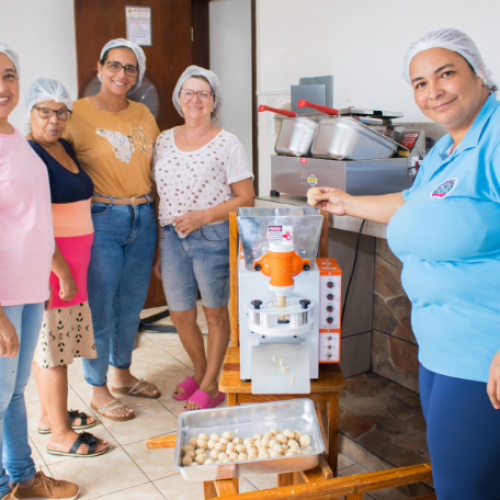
[0,303,44,498]
[83,202,157,387]
[160,222,230,311]
[420,364,500,500]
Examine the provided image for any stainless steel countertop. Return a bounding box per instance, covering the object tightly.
[254,194,387,239]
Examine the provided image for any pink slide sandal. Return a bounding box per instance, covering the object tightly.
[173,376,200,401]
[184,389,226,410]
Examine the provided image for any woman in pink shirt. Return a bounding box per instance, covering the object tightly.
[0,44,78,500]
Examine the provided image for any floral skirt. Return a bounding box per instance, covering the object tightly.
[33,301,97,369]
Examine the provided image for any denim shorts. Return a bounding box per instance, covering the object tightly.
[160,221,230,311]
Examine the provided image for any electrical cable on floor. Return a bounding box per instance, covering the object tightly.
[341,219,366,323]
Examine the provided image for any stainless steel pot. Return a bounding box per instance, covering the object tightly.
[259,105,317,157]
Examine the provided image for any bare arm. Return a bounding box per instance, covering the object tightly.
[174,178,255,236]
[314,187,405,225]
[52,243,78,302]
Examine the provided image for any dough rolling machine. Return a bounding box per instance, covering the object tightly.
[237,207,342,395]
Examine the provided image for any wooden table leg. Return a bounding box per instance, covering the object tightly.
[204,481,218,499]
[327,393,339,475]
[277,472,295,487]
[227,393,238,407]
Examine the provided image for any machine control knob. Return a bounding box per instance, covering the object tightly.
[326,317,333,324]
[299,299,311,309]
[251,300,263,310]
[303,263,310,271]
[327,293,334,301]
[327,281,334,288]
[326,305,333,312]
[254,264,262,271]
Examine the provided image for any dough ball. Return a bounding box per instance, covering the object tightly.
[248,447,258,457]
[261,436,271,447]
[196,439,208,449]
[229,452,239,461]
[307,187,322,206]
[222,458,231,463]
[233,437,243,445]
[283,429,295,439]
[275,433,287,444]
[215,442,227,452]
[210,449,218,460]
[218,452,228,461]
[254,439,262,448]
[287,439,298,448]
[253,433,263,440]
[270,428,280,436]
[188,438,197,447]
[300,434,311,447]
[205,458,216,465]
[238,453,248,461]
[189,462,198,466]
[226,442,236,452]
[223,431,234,441]
[281,444,289,452]
[285,450,296,456]
[197,433,209,441]
[207,440,216,450]
[259,451,269,458]
[269,439,278,448]
[210,433,220,442]
[219,437,229,445]
[236,444,246,454]
[270,451,281,457]
[294,430,302,441]
[182,445,195,453]
[195,454,206,465]
[263,432,273,440]
[185,450,195,458]
[272,444,283,454]
[258,446,268,455]
[182,455,193,466]
[243,437,254,447]
[195,448,205,456]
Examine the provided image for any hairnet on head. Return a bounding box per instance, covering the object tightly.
[100,38,146,90]
[24,78,72,122]
[0,43,20,77]
[173,65,222,118]
[403,28,497,92]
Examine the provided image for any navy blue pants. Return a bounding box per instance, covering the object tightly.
[419,364,500,500]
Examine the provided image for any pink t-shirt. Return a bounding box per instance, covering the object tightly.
[0,126,54,306]
[153,128,253,226]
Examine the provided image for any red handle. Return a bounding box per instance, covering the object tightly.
[298,100,339,115]
[258,104,297,117]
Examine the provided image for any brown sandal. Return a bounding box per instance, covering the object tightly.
[112,378,161,399]
[90,398,135,421]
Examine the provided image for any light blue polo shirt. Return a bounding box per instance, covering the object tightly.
[387,93,500,383]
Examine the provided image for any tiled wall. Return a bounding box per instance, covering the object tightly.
[372,239,419,393]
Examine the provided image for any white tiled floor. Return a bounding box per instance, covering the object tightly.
[22,305,388,499]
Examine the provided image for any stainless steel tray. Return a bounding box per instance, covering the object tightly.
[275,116,318,157]
[312,116,401,160]
[174,399,325,481]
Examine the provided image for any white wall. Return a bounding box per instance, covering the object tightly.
[209,0,253,165]
[0,0,77,132]
[256,0,500,195]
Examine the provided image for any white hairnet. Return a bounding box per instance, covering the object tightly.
[172,65,222,118]
[24,78,73,122]
[0,43,20,77]
[100,38,146,90]
[403,28,497,92]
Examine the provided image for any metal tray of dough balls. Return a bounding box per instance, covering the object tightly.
[174,398,325,481]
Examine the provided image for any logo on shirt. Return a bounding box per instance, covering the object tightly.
[431,178,458,198]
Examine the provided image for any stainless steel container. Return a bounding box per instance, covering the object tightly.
[312,116,401,160]
[174,399,325,481]
[275,116,318,157]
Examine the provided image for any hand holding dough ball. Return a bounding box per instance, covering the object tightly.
[300,434,311,447]
[307,187,322,206]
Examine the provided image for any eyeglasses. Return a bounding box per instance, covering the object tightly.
[179,89,214,102]
[34,107,72,121]
[105,61,139,77]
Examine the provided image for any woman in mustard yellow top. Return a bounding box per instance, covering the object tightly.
[65,39,160,421]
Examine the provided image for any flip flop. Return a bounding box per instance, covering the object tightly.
[184,389,226,411]
[38,409,97,435]
[47,431,108,458]
[112,378,161,399]
[90,398,135,421]
[173,376,200,401]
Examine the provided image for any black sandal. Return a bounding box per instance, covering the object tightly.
[38,409,97,434]
[47,431,108,458]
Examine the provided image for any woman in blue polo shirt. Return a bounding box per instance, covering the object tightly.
[314,29,500,500]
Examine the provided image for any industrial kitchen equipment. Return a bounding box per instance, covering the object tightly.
[237,207,342,395]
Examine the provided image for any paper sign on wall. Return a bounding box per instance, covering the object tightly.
[126,6,152,46]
